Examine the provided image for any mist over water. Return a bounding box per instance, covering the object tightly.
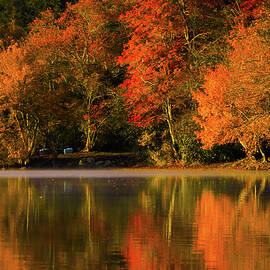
[0,168,269,178]
[0,169,269,269]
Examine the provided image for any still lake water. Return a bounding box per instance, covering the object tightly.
[0,169,270,270]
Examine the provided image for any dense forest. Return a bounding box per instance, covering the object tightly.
[0,0,269,166]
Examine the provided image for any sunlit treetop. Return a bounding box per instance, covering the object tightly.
[193,7,270,157]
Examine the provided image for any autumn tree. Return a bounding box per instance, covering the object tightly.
[193,8,270,161]
[26,0,126,151]
[117,0,260,164]
[118,0,195,160]
[0,44,40,164]
[24,48,83,153]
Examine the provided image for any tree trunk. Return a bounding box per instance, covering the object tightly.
[239,139,253,159]
[165,99,179,160]
[84,124,92,152]
[83,95,92,152]
[258,141,266,162]
[84,121,96,152]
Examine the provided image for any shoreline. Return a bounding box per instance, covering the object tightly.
[2,152,269,171]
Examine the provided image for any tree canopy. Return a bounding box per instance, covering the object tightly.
[0,0,269,166]
[193,8,270,160]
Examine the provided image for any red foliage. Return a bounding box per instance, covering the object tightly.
[118,0,186,127]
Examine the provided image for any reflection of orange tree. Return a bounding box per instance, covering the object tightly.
[124,175,204,269]
[194,186,270,270]
[0,178,106,269]
[139,176,199,238]
[0,245,28,270]
[0,178,31,269]
[123,212,183,270]
[194,191,233,270]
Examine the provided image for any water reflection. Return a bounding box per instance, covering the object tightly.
[194,178,270,270]
[0,172,269,269]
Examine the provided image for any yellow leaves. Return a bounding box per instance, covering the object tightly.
[0,44,30,99]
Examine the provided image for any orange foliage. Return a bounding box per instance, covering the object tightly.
[0,44,29,103]
[28,0,116,68]
[193,9,270,155]
[0,44,39,162]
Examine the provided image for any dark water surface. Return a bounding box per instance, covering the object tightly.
[0,169,270,269]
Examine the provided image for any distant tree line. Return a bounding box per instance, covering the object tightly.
[0,0,77,48]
